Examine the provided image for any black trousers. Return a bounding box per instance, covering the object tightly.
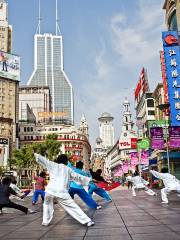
[0,201,28,214]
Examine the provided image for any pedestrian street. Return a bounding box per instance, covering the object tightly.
[1,187,180,240]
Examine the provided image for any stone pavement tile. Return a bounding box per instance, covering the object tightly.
[86,227,129,237]
[41,237,83,240]
[124,219,161,227]
[131,232,180,240]
[42,229,86,238]
[84,236,131,240]
[168,224,180,232]
[127,225,171,235]
[2,230,46,239]
[92,221,125,228]
[159,218,180,224]
[152,213,180,220]
[122,215,154,221]
[93,217,124,224]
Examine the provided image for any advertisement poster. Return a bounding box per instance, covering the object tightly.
[150,127,164,149]
[122,161,129,173]
[0,51,20,81]
[169,126,180,148]
[130,152,138,166]
[141,150,149,165]
[114,167,123,177]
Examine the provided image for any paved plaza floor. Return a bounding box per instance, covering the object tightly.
[1,187,180,240]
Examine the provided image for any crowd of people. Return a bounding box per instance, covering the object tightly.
[1,152,180,227]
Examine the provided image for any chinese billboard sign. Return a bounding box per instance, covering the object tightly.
[162,31,180,125]
[150,127,164,149]
[119,138,137,150]
[0,51,20,81]
[160,50,169,104]
[169,126,180,148]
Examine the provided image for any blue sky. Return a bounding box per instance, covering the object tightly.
[8,0,165,146]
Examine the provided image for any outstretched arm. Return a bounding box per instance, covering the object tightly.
[70,169,91,186]
[34,153,55,171]
[150,170,163,179]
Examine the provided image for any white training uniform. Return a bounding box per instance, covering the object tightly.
[126,175,156,196]
[34,153,92,225]
[150,170,180,203]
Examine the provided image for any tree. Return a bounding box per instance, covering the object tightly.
[32,133,61,160]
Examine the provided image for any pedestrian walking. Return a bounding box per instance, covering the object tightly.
[34,153,95,227]
[69,161,101,210]
[126,171,156,197]
[150,168,180,204]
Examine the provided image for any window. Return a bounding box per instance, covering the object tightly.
[169,11,178,31]
[147,99,154,107]
[148,110,155,116]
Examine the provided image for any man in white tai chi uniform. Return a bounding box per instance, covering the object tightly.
[34,153,94,227]
[150,168,180,204]
[126,171,156,197]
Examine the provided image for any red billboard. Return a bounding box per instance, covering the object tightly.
[160,51,168,104]
[134,68,149,105]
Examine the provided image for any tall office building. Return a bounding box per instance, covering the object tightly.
[0,0,12,52]
[98,112,114,149]
[27,1,74,125]
[163,0,180,32]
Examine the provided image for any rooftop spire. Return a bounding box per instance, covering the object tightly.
[36,0,41,34]
[56,0,61,35]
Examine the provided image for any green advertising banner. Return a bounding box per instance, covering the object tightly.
[137,138,150,150]
[148,120,169,129]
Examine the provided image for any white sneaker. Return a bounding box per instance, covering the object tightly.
[96,206,102,210]
[87,221,95,227]
[161,201,168,204]
[42,222,49,226]
[28,209,37,214]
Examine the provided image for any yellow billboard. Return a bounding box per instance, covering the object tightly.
[38,112,68,118]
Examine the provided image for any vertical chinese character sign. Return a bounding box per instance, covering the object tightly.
[162,31,180,126]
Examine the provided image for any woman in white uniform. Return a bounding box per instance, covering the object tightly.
[150,168,180,204]
[126,171,156,197]
[34,153,94,227]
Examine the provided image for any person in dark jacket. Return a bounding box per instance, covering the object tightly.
[0,177,36,214]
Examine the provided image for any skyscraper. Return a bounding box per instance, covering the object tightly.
[0,0,12,52]
[27,0,74,125]
[98,112,114,149]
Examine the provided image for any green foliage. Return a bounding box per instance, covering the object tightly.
[11,134,62,171]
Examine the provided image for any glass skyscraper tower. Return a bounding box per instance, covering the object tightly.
[27,1,74,124]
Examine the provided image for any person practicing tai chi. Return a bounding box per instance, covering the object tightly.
[88,169,112,202]
[34,153,95,227]
[69,161,101,210]
[0,177,36,215]
[32,171,47,205]
[150,168,180,204]
[126,171,156,197]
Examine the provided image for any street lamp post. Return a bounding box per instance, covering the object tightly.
[163,126,170,174]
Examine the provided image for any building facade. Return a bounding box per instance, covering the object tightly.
[18,123,91,170]
[0,77,19,166]
[27,33,74,125]
[19,86,51,123]
[0,0,12,53]
[98,112,114,149]
[163,0,180,32]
